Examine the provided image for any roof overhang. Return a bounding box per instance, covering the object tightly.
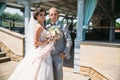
[1,0,120,19]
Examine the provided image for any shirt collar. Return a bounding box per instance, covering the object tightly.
[51,21,59,25]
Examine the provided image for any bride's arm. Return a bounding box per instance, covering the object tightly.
[34,24,48,48]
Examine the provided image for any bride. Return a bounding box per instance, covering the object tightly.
[8,8,54,80]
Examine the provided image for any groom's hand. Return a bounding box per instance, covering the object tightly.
[59,53,66,59]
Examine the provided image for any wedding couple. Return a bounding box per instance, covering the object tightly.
[8,7,72,80]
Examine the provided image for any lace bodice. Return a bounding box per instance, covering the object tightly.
[39,30,47,41]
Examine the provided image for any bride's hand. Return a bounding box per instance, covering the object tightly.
[52,37,58,43]
[47,38,53,43]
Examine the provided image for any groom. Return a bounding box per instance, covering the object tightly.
[46,7,72,80]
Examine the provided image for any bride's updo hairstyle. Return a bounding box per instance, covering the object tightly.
[33,8,46,20]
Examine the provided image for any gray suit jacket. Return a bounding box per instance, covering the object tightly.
[46,21,72,60]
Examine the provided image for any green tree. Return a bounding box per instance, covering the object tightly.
[1,12,23,20]
[1,12,24,27]
[116,22,120,28]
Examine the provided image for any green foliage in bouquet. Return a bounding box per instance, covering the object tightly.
[46,26,62,39]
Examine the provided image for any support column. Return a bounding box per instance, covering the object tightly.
[23,2,31,55]
[109,18,115,42]
[74,0,84,73]
[109,0,115,42]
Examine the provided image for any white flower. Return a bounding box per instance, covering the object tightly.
[46,26,62,40]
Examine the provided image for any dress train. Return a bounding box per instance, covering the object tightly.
[8,42,54,80]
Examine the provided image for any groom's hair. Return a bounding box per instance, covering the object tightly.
[49,7,59,14]
[33,8,46,20]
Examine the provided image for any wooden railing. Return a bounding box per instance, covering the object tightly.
[0,27,25,61]
[1,18,24,34]
[80,66,109,80]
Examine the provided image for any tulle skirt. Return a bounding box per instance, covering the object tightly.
[8,42,54,80]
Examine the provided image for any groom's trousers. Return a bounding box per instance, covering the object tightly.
[52,54,63,80]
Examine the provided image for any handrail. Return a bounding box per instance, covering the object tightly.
[0,27,24,39]
[1,18,24,26]
[0,27,25,57]
[80,66,109,80]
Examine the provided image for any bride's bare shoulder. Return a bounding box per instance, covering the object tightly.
[35,23,43,31]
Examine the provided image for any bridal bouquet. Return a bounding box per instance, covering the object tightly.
[46,26,62,40]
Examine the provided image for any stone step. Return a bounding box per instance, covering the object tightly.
[0,57,11,63]
[0,52,6,58]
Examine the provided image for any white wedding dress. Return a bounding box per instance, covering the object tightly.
[8,30,54,80]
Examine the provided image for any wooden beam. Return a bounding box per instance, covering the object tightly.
[112,0,114,12]
[40,2,76,16]
[29,0,60,3]
[6,0,16,3]
[98,1,114,20]
[50,0,76,10]
[111,0,118,18]
[47,1,76,16]
[6,2,24,9]
[17,0,60,4]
